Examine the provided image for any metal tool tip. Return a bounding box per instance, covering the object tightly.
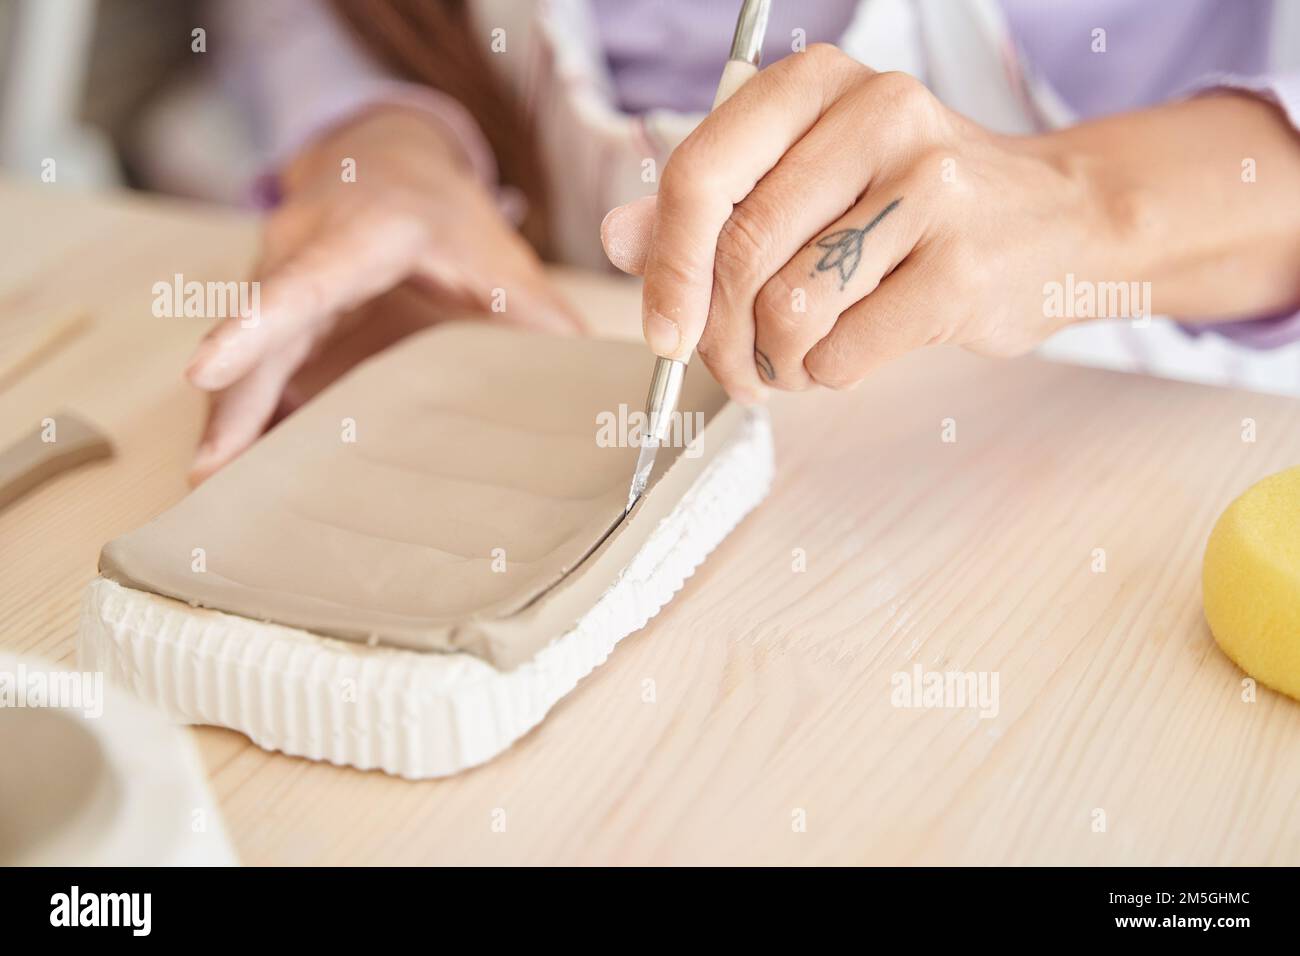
[625,441,658,514]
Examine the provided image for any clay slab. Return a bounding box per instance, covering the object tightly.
[99,323,743,669]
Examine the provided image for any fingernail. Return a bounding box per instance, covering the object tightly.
[188,355,231,390]
[644,310,680,356]
[185,346,214,383]
[190,441,218,477]
[540,307,581,336]
[733,385,769,406]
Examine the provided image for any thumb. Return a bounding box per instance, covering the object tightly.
[600,195,657,276]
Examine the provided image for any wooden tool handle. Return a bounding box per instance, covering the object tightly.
[0,412,113,511]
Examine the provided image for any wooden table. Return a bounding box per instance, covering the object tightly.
[3,178,1299,865]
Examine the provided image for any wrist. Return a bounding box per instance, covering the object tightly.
[1028,127,1162,291]
[282,106,475,197]
[1030,97,1300,321]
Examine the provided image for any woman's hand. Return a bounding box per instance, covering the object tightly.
[601,44,1300,400]
[601,44,1104,401]
[185,108,580,483]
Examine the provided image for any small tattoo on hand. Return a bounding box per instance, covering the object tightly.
[811,197,902,290]
[754,347,776,382]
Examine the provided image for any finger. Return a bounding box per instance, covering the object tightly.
[754,189,920,389]
[415,220,586,335]
[802,254,950,390]
[696,270,769,404]
[472,255,587,335]
[188,354,301,484]
[505,278,588,335]
[187,212,426,391]
[641,44,867,359]
[601,195,656,276]
[699,83,908,401]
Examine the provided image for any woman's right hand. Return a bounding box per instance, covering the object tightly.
[185,107,580,484]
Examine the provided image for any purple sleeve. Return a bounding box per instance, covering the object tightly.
[216,0,505,211]
[1180,70,1300,349]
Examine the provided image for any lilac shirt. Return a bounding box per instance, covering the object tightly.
[592,0,1280,119]
[592,0,860,114]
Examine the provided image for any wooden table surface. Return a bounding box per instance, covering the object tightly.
[3,178,1300,865]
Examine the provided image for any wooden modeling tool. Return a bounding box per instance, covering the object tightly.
[0,412,113,511]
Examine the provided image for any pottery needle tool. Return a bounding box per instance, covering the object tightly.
[625,0,771,514]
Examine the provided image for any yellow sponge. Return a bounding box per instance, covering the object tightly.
[1203,465,1300,700]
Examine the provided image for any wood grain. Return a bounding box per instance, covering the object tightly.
[2,178,1299,865]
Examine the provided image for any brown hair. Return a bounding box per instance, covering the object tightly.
[329,0,549,254]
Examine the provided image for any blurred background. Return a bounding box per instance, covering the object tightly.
[0,0,256,203]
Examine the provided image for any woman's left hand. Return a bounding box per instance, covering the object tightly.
[601,44,1115,401]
